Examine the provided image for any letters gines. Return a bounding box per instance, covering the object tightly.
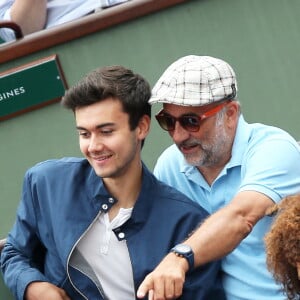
[0,87,26,101]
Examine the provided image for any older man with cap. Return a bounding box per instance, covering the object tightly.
[137,55,300,300]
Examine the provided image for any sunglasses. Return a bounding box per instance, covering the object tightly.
[155,100,231,132]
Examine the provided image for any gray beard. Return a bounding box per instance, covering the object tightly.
[182,118,231,167]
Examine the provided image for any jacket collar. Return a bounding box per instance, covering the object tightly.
[86,162,155,232]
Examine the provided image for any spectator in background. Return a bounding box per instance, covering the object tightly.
[265,194,300,299]
[0,0,129,42]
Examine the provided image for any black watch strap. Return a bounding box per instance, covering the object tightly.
[170,243,194,271]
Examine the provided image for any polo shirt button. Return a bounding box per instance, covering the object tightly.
[102,204,108,210]
[118,232,125,239]
[108,197,114,203]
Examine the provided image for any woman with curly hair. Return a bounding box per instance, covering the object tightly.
[265,194,300,299]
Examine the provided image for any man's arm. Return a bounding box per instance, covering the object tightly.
[10,0,47,35]
[137,190,274,299]
[1,171,55,300]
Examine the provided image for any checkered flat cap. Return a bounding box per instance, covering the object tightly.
[149,55,238,106]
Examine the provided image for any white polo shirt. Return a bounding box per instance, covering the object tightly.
[76,207,135,299]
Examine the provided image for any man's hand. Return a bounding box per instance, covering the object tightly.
[25,281,71,300]
[137,253,188,300]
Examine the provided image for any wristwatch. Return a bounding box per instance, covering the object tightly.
[170,243,194,271]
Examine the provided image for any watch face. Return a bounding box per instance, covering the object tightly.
[171,244,194,270]
[176,244,191,253]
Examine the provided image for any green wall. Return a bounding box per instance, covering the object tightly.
[1,0,300,297]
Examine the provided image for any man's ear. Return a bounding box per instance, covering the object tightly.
[226,101,239,118]
[137,115,151,139]
[224,101,240,131]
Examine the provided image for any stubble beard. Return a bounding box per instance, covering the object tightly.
[183,117,231,167]
[93,135,139,179]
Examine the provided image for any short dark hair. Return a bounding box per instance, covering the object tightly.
[61,65,151,130]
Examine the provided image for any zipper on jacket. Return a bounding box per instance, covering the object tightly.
[126,239,138,297]
[66,209,107,299]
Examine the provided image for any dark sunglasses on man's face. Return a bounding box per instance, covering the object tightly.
[155,100,231,132]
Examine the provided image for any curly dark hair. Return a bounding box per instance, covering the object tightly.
[265,195,300,299]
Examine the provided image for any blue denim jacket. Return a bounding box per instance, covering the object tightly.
[1,157,225,300]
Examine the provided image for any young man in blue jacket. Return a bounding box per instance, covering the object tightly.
[1,65,225,300]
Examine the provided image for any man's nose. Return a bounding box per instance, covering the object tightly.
[170,121,190,143]
[88,135,104,152]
